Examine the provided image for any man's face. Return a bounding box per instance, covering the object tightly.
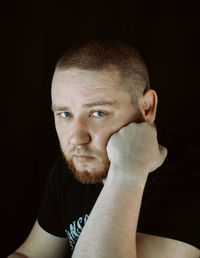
[51,68,144,184]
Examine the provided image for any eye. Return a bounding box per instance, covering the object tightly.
[92,111,105,118]
[60,112,72,118]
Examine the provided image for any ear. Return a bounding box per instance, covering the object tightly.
[138,89,158,123]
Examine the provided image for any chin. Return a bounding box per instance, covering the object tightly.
[60,147,110,184]
[65,157,109,184]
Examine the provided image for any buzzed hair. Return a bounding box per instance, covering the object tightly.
[55,39,150,104]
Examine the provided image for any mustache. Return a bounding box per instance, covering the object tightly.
[67,146,96,157]
[73,152,94,157]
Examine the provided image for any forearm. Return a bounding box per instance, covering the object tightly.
[7,252,28,258]
[72,174,146,258]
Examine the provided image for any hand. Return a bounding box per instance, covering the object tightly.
[106,122,167,183]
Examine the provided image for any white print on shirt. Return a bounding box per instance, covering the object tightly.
[65,214,89,250]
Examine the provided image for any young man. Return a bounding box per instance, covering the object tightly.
[8,40,200,257]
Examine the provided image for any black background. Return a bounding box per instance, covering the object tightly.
[2,0,200,257]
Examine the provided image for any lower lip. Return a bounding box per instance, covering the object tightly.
[73,156,94,161]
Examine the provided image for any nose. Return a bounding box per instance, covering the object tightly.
[69,117,91,146]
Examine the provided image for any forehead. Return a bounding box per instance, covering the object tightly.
[52,68,121,89]
[51,68,132,105]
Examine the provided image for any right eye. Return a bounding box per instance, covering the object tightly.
[59,112,72,118]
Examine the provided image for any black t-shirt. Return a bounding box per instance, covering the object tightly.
[38,125,200,253]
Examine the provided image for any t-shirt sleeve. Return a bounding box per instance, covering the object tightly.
[38,156,69,237]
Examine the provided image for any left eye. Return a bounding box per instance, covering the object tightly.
[92,111,105,117]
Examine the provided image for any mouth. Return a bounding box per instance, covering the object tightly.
[73,155,95,161]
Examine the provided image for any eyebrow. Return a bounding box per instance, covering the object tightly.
[83,100,119,108]
[52,100,119,111]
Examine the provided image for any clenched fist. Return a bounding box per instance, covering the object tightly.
[106,122,168,184]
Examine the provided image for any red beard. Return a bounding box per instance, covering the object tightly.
[61,147,110,184]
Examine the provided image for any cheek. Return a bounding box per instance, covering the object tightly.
[55,122,62,138]
[91,126,116,151]
[91,115,134,150]
[55,123,68,146]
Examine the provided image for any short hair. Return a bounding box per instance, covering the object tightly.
[55,39,150,104]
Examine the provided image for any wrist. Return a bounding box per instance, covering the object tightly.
[106,165,148,189]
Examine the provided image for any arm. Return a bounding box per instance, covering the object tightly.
[7,220,71,258]
[7,254,27,258]
[72,171,145,258]
[72,122,200,258]
[136,233,200,258]
[72,122,167,258]
[72,179,200,258]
